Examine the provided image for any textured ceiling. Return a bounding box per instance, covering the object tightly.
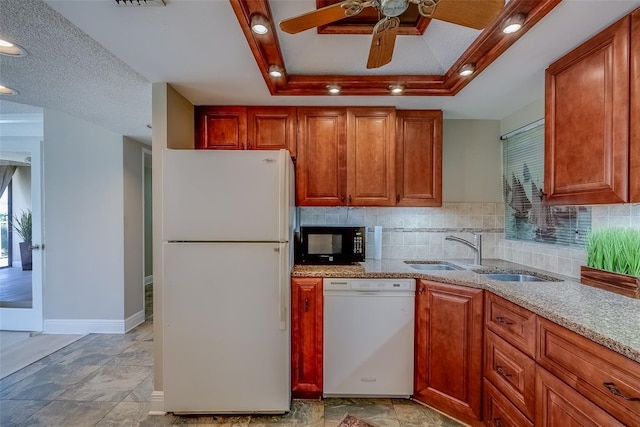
[1,0,640,146]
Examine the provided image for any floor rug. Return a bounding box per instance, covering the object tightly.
[0,331,84,379]
[337,414,380,427]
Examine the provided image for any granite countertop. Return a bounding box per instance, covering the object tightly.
[292,259,640,364]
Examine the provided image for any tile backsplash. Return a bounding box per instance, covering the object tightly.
[299,203,505,261]
[299,202,640,280]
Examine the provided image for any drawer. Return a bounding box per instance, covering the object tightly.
[485,330,536,420]
[484,379,533,427]
[537,317,640,426]
[536,366,624,427]
[485,293,536,358]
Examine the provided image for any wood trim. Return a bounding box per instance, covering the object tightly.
[631,9,640,202]
[229,0,561,96]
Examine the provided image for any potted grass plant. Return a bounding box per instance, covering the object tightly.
[12,209,32,271]
[581,227,640,298]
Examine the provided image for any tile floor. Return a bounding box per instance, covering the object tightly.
[0,320,464,427]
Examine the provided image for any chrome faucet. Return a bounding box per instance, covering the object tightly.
[445,233,482,265]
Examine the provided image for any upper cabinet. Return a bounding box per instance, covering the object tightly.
[544,13,637,204]
[395,110,443,206]
[631,9,640,202]
[195,106,247,150]
[297,107,396,206]
[195,106,296,154]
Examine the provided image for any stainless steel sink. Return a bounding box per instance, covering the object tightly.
[481,273,548,282]
[405,263,462,271]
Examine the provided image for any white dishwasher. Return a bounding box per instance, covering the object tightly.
[323,278,415,397]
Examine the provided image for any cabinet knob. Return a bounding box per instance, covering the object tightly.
[247,143,252,150]
[341,194,345,203]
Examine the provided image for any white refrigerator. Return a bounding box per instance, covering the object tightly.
[162,149,295,414]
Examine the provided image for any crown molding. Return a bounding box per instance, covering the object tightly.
[229,0,561,96]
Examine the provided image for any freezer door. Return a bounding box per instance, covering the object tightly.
[163,149,291,242]
[163,242,290,413]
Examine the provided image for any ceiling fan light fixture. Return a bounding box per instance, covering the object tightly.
[502,13,526,34]
[268,65,283,78]
[250,14,269,35]
[327,85,341,95]
[459,63,475,77]
[389,85,404,94]
[0,38,27,56]
[0,84,18,95]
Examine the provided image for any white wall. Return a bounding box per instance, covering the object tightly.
[43,109,125,324]
[443,119,502,202]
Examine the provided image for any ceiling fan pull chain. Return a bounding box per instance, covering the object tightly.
[342,0,368,17]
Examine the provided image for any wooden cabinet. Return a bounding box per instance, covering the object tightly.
[544,15,631,204]
[414,280,483,426]
[247,107,296,154]
[395,110,442,206]
[297,107,395,206]
[296,107,347,206]
[485,293,537,359]
[631,9,640,202]
[535,366,624,427]
[195,106,296,153]
[291,277,323,398]
[536,317,640,426]
[195,106,247,149]
[484,379,534,427]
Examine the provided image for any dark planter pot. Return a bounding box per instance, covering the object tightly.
[19,241,32,271]
[580,266,640,299]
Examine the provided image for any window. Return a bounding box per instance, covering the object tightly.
[502,120,590,247]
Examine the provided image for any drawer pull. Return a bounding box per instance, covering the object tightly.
[492,418,503,427]
[495,316,514,325]
[603,382,640,401]
[304,298,309,312]
[496,366,512,377]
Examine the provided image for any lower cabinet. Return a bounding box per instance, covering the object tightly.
[535,367,624,426]
[291,277,323,398]
[414,280,484,426]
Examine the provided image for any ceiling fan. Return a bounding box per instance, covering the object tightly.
[279,0,504,69]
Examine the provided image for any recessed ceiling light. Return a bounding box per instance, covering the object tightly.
[389,85,404,95]
[502,13,526,34]
[459,64,475,77]
[327,85,341,95]
[268,65,283,78]
[0,85,19,95]
[251,14,269,35]
[0,38,27,56]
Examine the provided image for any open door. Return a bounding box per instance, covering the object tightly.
[0,139,43,331]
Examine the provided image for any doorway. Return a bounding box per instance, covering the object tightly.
[0,140,43,331]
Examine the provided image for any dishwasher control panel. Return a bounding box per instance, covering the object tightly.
[323,278,415,292]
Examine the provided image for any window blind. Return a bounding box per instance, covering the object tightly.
[502,121,590,248]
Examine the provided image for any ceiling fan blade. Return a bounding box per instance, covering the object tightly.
[431,0,504,30]
[366,17,400,69]
[280,2,352,34]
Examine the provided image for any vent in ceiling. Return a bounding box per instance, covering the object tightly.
[114,0,165,6]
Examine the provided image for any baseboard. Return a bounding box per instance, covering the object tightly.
[145,275,153,285]
[125,310,145,332]
[44,318,125,334]
[149,390,166,415]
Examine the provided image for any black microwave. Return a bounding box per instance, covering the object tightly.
[297,226,365,264]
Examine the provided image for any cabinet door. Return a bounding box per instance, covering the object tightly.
[395,110,442,206]
[291,277,323,398]
[347,108,396,206]
[195,106,247,149]
[248,107,297,155]
[535,367,624,427]
[296,108,347,206]
[631,9,640,202]
[544,16,630,205]
[414,280,483,425]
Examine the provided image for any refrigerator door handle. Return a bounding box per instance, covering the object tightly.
[276,245,287,331]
